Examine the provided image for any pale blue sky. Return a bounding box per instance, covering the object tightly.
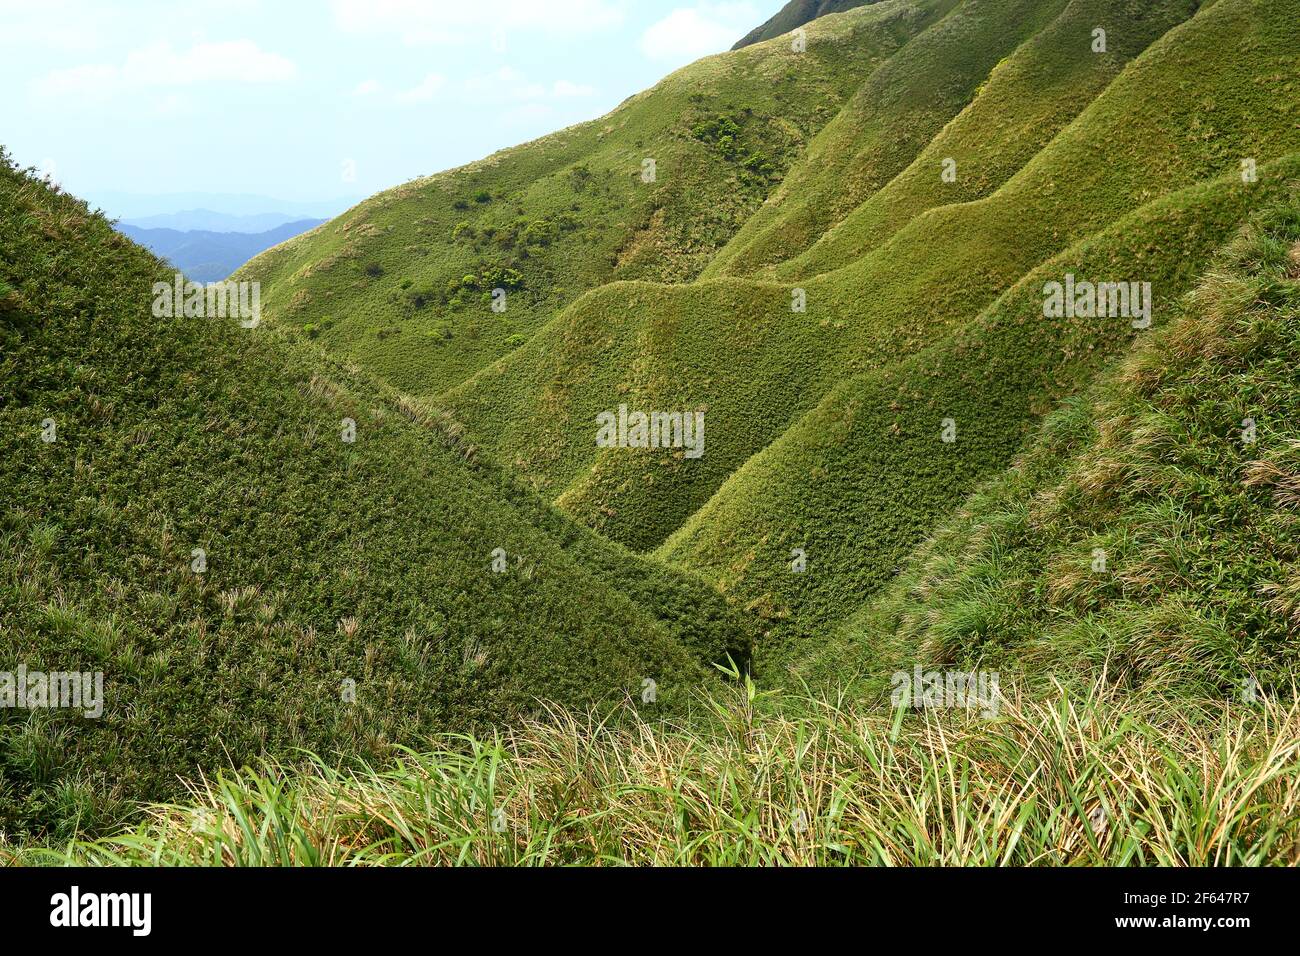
[0,0,785,214]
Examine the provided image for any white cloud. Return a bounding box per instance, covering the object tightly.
[332,0,625,45]
[639,3,758,62]
[498,102,556,127]
[552,79,596,98]
[462,67,543,101]
[352,78,382,97]
[154,93,191,117]
[396,73,446,104]
[134,40,297,84]
[36,64,119,98]
[34,39,297,98]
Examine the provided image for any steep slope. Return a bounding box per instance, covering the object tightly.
[654,0,1300,653]
[802,197,1300,698]
[708,0,1199,278]
[0,154,750,840]
[779,0,1289,278]
[441,0,1298,568]
[662,158,1300,662]
[238,0,953,397]
[732,0,883,49]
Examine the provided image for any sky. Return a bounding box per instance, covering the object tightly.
[0,0,785,214]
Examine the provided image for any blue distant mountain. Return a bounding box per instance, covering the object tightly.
[120,209,313,233]
[116,219,325,282]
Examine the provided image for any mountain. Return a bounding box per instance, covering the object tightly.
[237,0,954,395]
[732,0,883,49]
[54,197,1300,866]
[0,151,751,838]
[116,219,328,282]
[5,0,1300,862]
[86,190,358,222]
[246,0,1298,627]
[120,210,315,233]
[802,197,1300,699]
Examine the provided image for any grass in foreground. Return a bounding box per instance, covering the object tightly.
[19,676,1300,866]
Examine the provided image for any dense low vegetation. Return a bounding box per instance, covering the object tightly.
[806,202,1300,699]
[5,0,1299,865]
[24,678,1300,866]
[0,152,751,841]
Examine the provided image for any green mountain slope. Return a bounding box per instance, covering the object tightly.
[662,158,1300,662]
[237,0,952,399]
[732,0,883,49]
[707,0,1200,278]
[7,0,1300,864]
[802,197,1300,699]
[26,196,1300,868]
[0,154,750,839]
[439,0,1297,577]
[653,0,1300,655]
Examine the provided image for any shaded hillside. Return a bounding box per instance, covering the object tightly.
[0,153,751,840]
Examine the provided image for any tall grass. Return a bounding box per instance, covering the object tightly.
[23,677,1300,866]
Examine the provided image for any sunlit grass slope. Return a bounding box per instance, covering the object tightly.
[442,0,1299,568]
[732,0,884,50]
[0,155,751,841]
[663,160,1300,663]
[804,199,1300,699]
[237,0,952,398]
[780,0,1293,279]
[711,0,1200,277]
[705,0,1083,278]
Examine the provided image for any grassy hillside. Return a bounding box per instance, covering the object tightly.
[0,153,751,841]
[705,0,1080,278]
[438,0,1297,579]
[22,197,1300,868]
[8,0,1300,867]
[237,0,952,399]
[30,191,1300,868]
[732,0,883,49]
[38,680,1300,866]
[804,200,1300,698]
[708,0,1200,278]
[662,158,1300,662]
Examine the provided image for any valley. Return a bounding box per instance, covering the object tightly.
[2,0,1298,868]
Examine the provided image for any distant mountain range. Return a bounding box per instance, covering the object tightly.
[87,190,359,222]
[116,218,326,282]
[120,209,320,233]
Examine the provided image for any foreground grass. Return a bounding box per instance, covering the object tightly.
[20,677,1300,866]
